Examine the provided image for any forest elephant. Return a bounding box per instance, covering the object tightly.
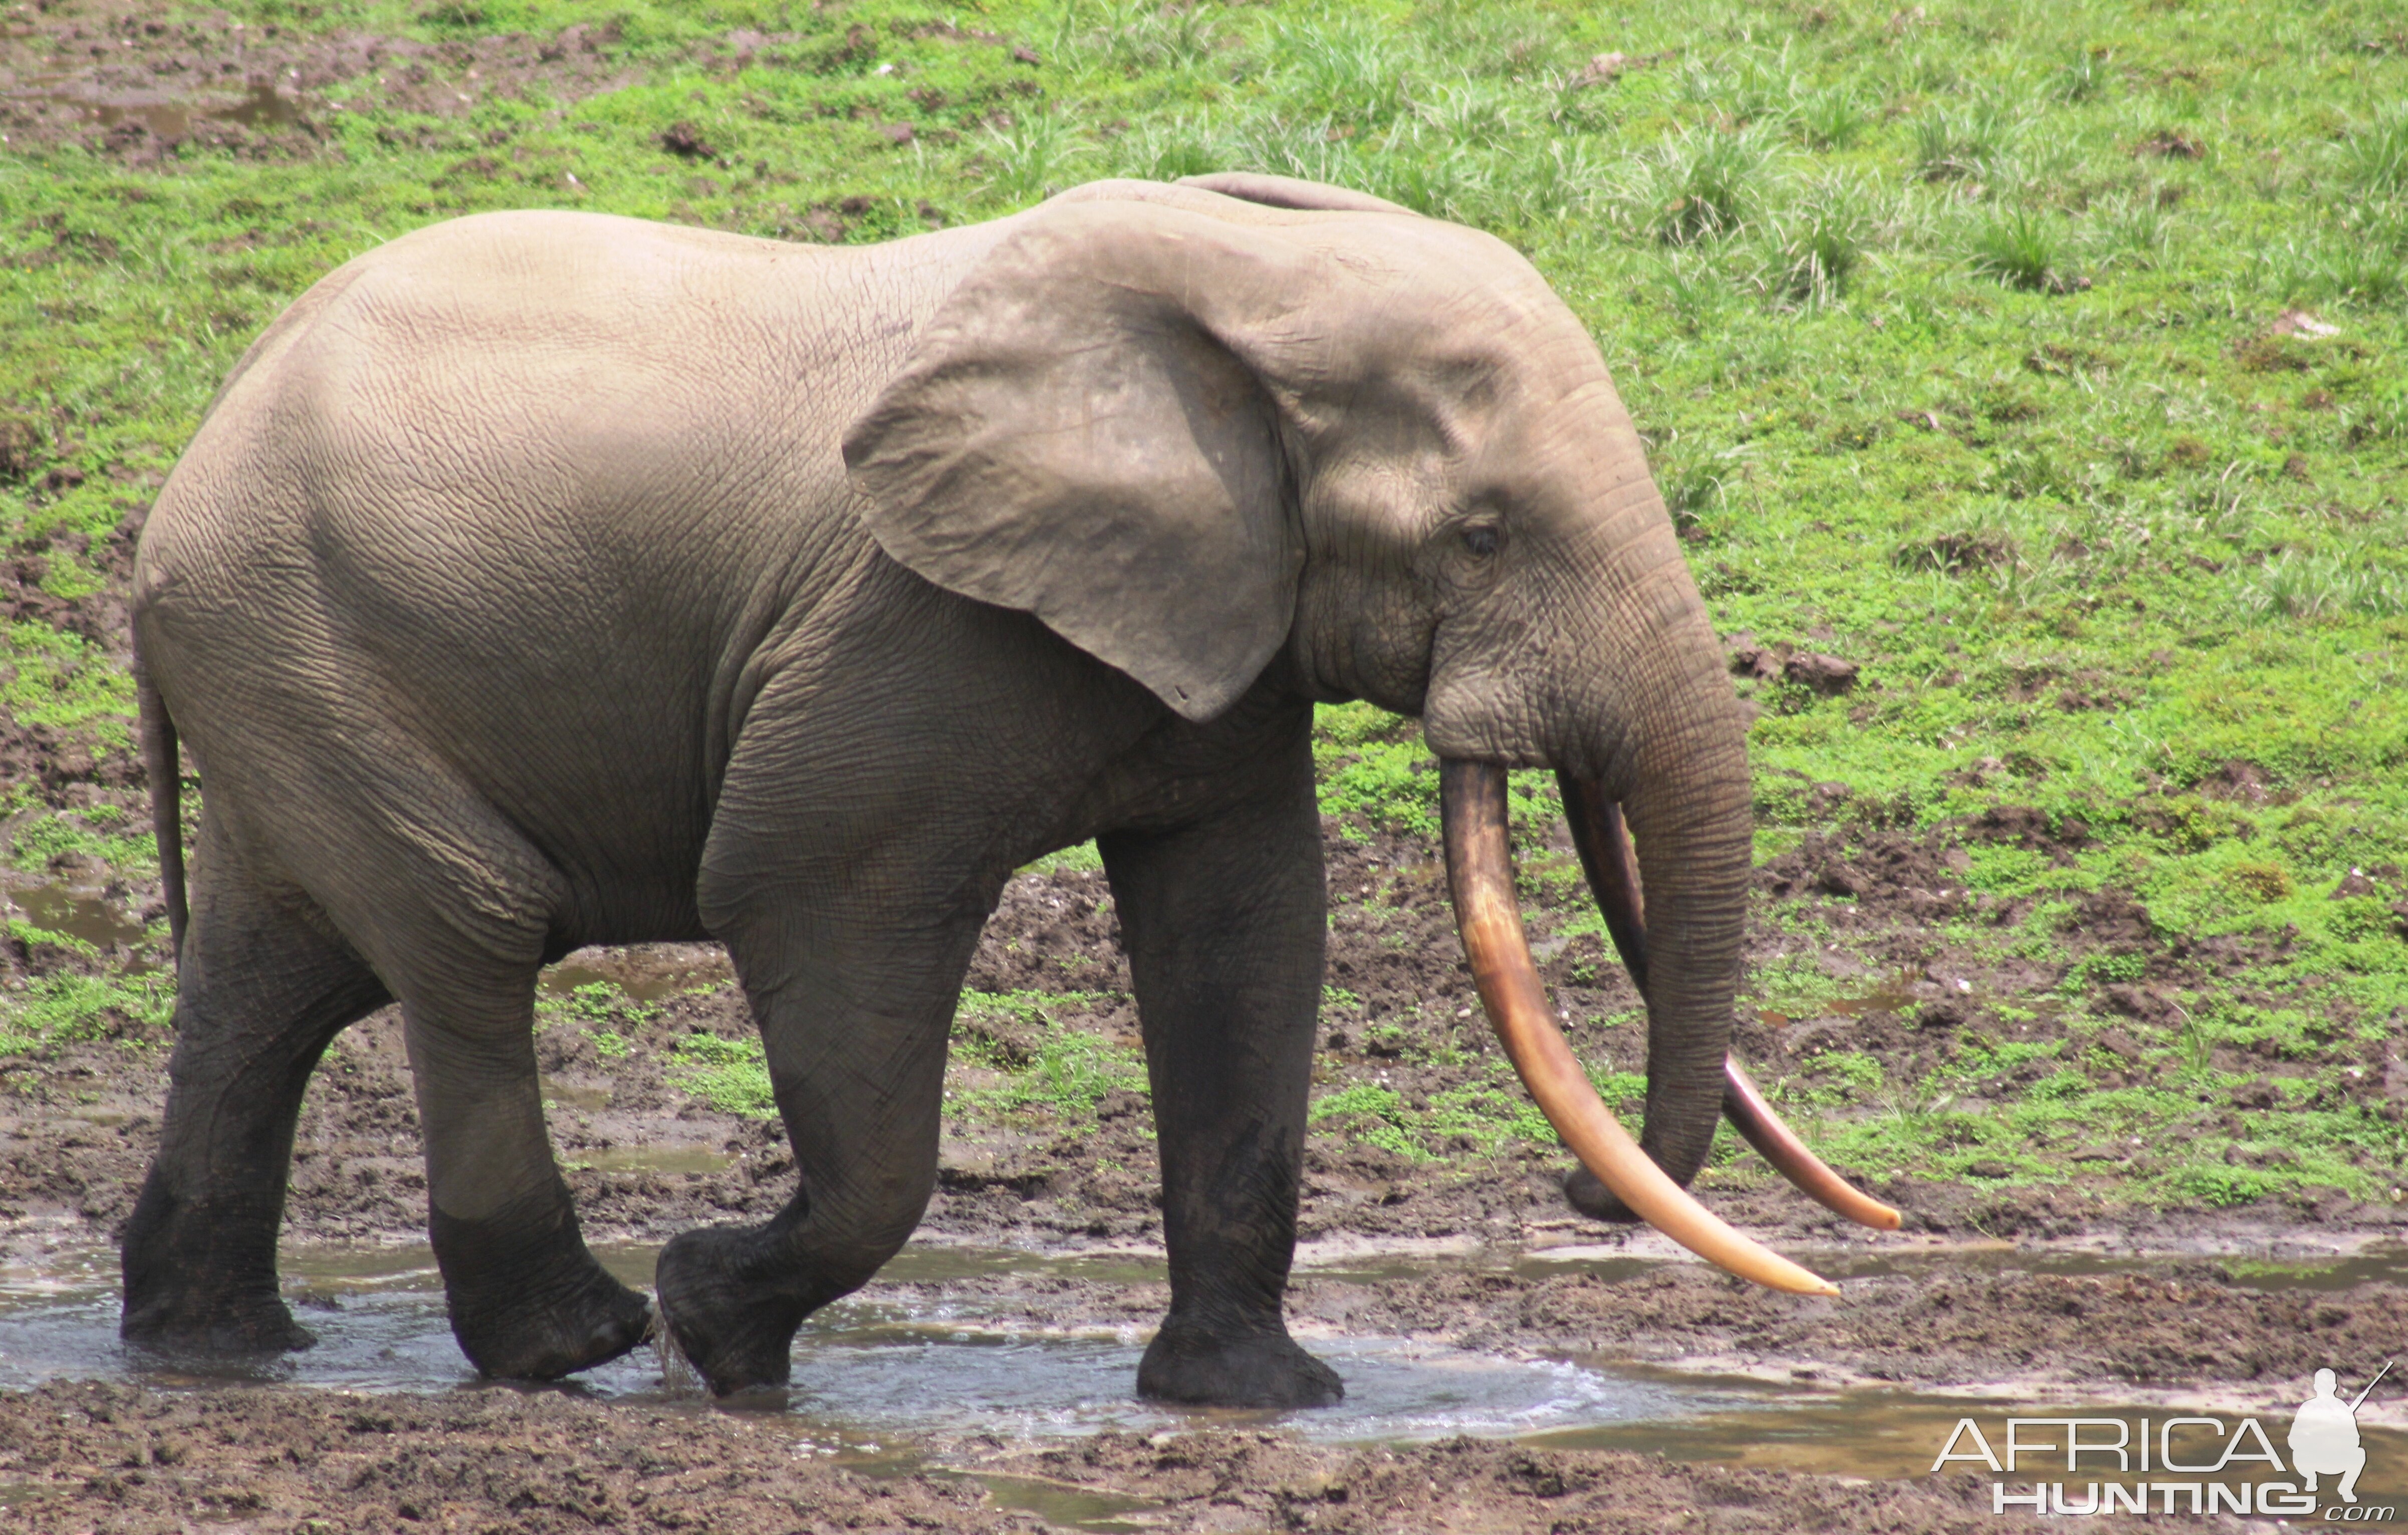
[121,171,1896,1408]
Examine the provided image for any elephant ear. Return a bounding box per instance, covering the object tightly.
[843,201,1313,723]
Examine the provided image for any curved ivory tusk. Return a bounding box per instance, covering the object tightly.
[1722,1058,1903,1230]
[1559,774,1902,1233]
[1440,760,1838,1297]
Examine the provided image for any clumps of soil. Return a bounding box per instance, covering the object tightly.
[0,1380,1043,1535]
[0,717,146,805]
[964,868,1128,996]
[657,120,718,161]
[1962,804,2091,861]
[976,1428,2087,1534]
[1312,1255,2408,1402]
[0,9,638,162]
[2138,128,2205,158]
[2064,887,2159,952]
[0,510,144,658]
[1757,828,1970,921]
[1783,651,1859,693]
[0,414,44,480]
[1725,632,1862,695]
[1896,529,2015,573]
[2196,757,2275,803]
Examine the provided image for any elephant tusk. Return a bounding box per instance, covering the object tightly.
[1558,776,1902,1233]
[1722,1057,1903,1230]
[1439,760,1839,1297]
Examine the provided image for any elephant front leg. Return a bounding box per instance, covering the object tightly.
[654,890,981,1395]
[402,975,652,1380]
[1101,719,1342,1408]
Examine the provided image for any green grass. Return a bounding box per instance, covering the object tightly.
[7,808,155,879]
[668,986,1152,1128]
[1967,206,2072,293]
[948,989,1147,1128]
[0,969,174,1058]
[951,1027,1148,1126]
[667,1030,777,1118]
[1306,1064,1569,1162]
[536,979,661,1061]
[5,0,2405,1215]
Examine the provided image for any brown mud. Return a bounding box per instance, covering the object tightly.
[3,1379,2223,1535]
[0,5,637,165]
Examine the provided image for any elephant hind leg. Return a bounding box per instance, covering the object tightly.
[383,941,652,1382]
[121,828,392,1355]
[183,739,648,1379]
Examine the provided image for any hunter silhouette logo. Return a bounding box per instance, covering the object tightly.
[1931,1361,2394,1519]
[2292,1362,2388,1505]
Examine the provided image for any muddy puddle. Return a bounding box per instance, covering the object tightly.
[5,1235,2403,1523]
[1757,970,1920,1028]
[1,877,154,958]
[539,943,732,1001]
[0,1243,1733,1447]
[5,80,303,138]
[1497,1233,2408,1295]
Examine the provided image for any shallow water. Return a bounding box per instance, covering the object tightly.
[1756,970,1921,1028]
[4,1236,2402,1523]
[0,1241,1736,1449]
[539,946,731,1002]
[15,81,304,140]
[2,879,152,957]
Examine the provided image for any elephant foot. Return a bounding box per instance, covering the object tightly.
[654,1225,809,1395]
[1563,1165,1643,1223]
[121,1293,318,1358]
[1137,1319,1343,1408]
[431,1199,653,1381]
[121,1183,315,1356]
[446,1261,652,1381]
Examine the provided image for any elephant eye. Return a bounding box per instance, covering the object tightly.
[1461,526,1501,558]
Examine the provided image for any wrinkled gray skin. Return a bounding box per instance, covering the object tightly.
[121,173,1750,1406]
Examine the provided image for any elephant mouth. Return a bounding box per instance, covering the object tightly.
[1438,760,1899,1297]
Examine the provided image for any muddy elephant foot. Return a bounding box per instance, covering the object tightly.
[431,1201,653,1381]
[653,1226,809,1395]
[121,1181,319,1357]
[1137,1319,1343,1407]
[446,1261,653,1381]
[121,1293,319,1358]
[1563,1165,1643,1223]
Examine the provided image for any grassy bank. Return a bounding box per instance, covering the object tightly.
[3,0,2404,1221]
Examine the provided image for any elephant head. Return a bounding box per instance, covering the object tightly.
[844,175,1892,1292]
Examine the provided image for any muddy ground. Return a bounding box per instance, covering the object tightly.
[3,4,2405,1531]
[1,1377,2169,1535]
[0,5,637,164]
[7,779,2403,1531]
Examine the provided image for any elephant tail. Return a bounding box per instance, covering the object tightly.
[137,656,187,968]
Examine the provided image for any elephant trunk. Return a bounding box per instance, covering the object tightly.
[1561,779,1901,1231]
[1587,673,1756,1195]
[1438,760,1836,1296]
